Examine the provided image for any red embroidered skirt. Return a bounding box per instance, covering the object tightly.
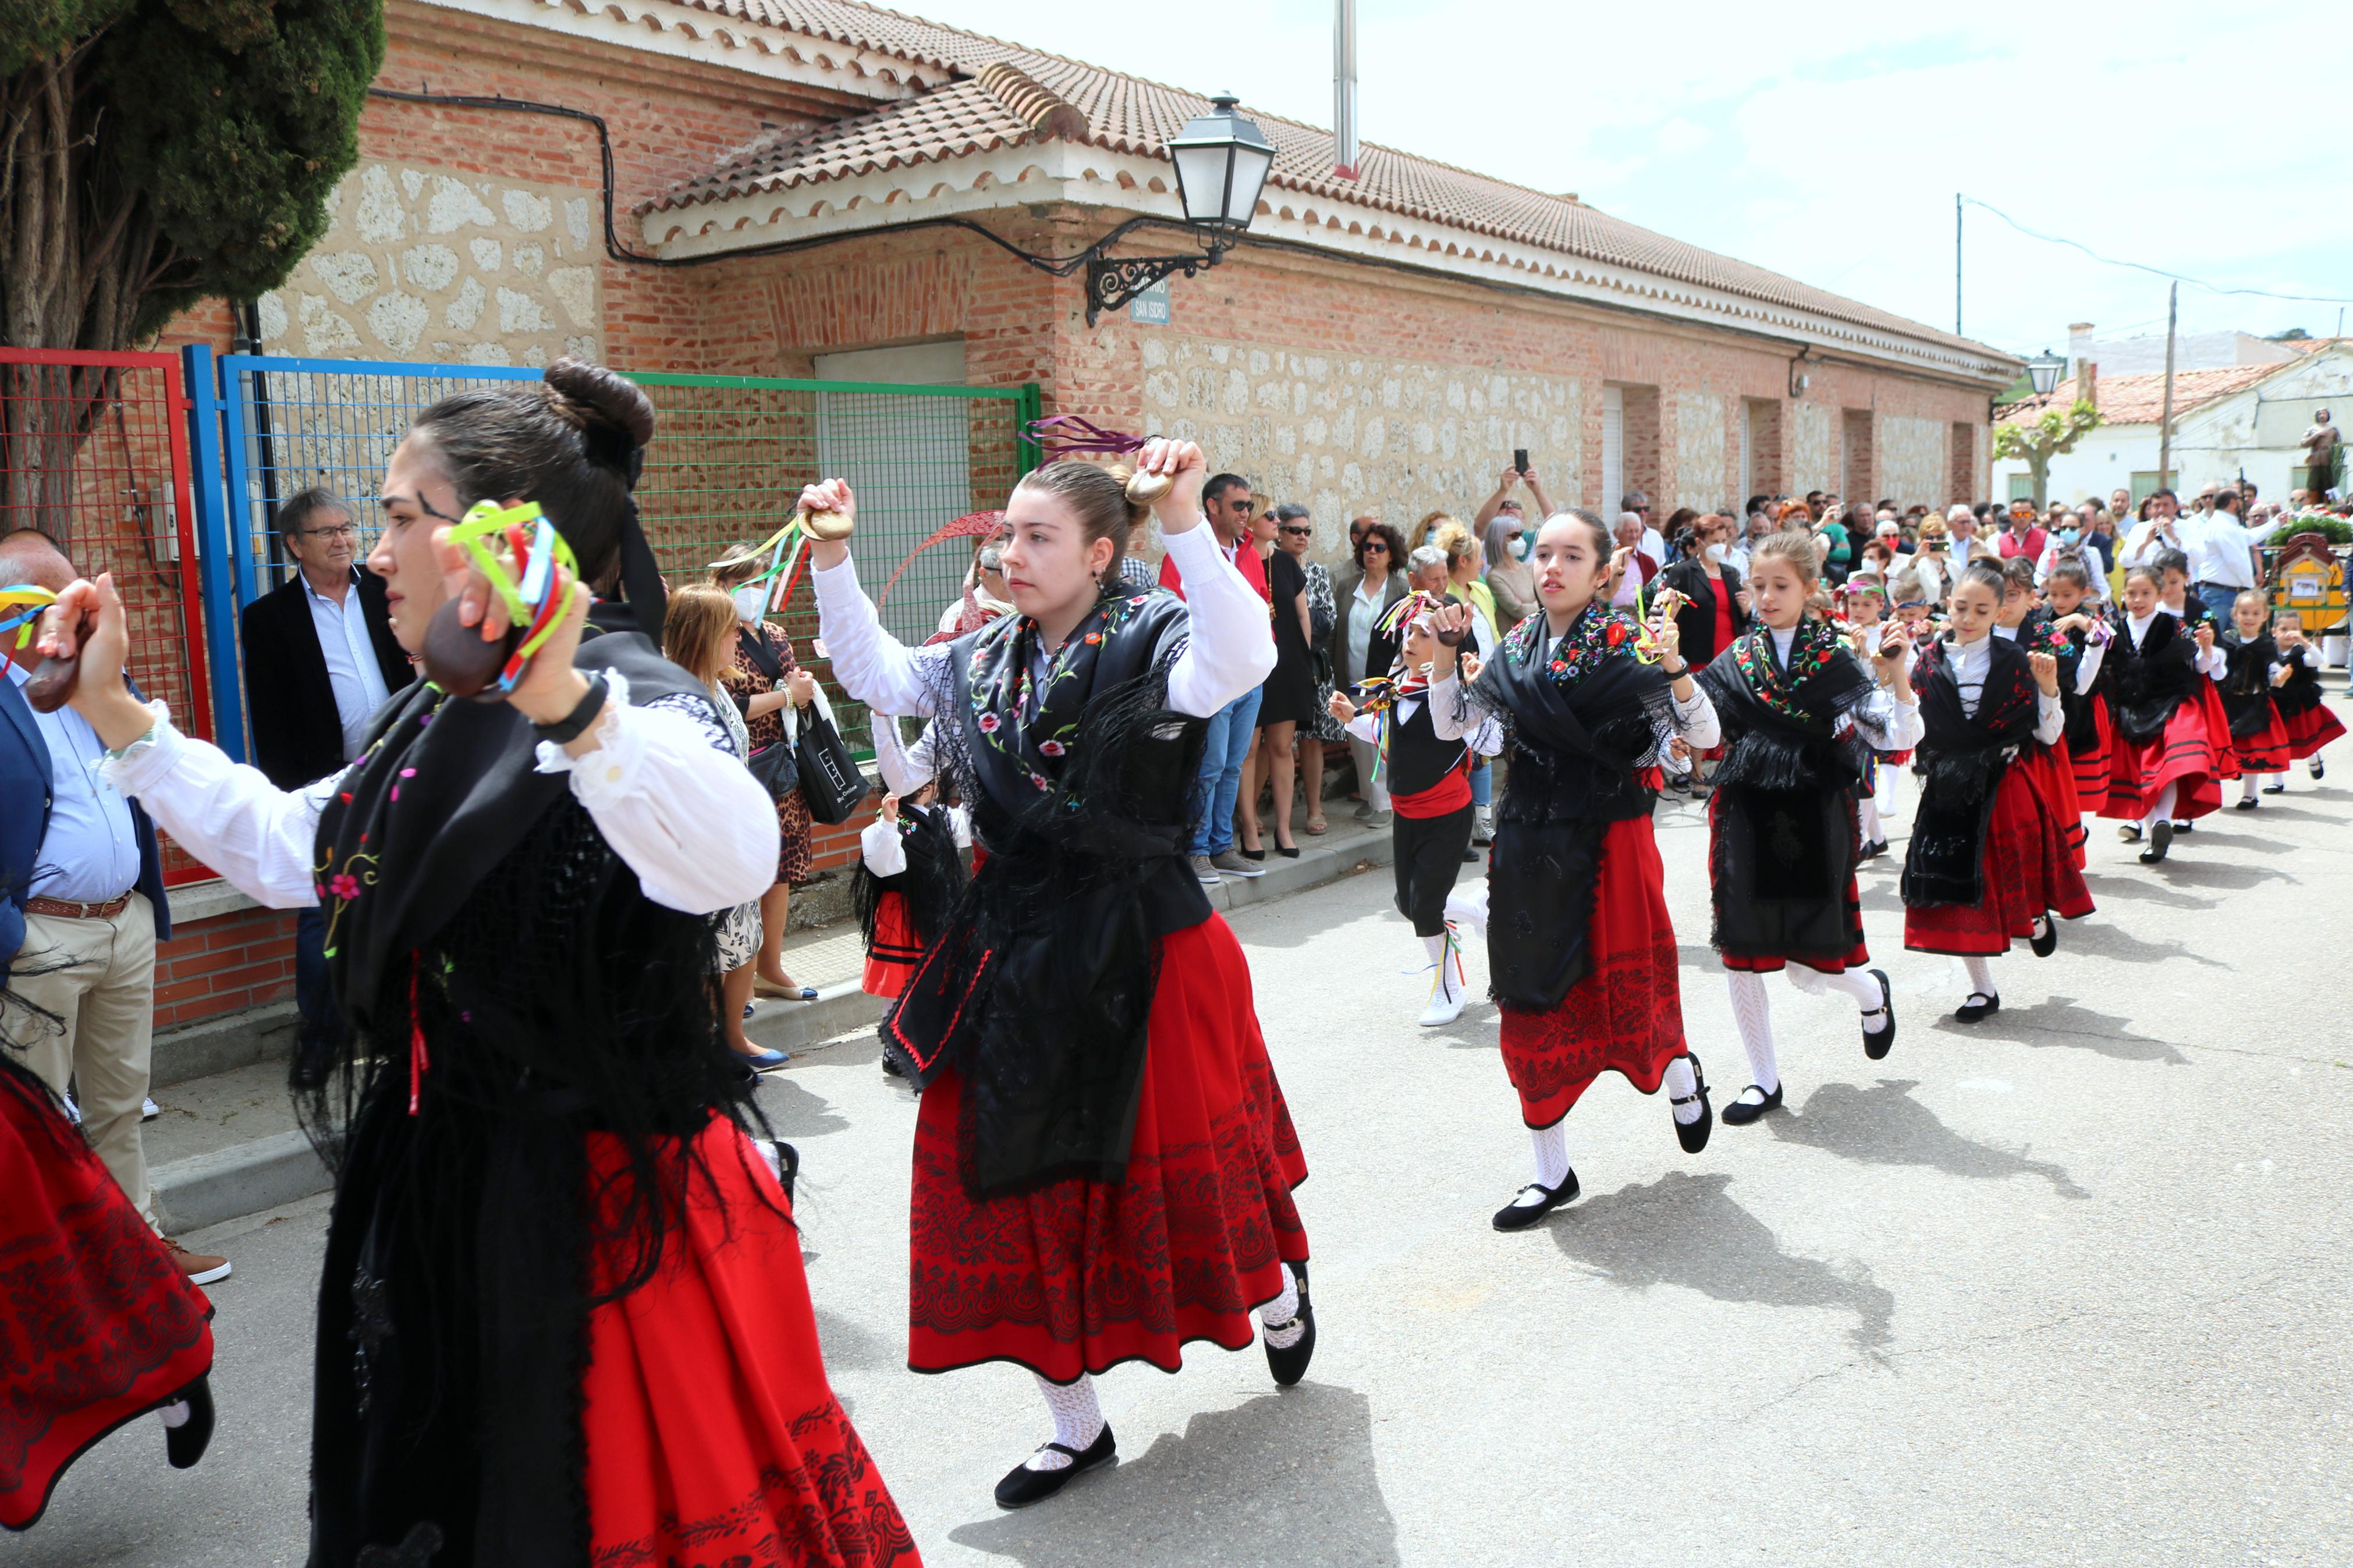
[862,891,920,999]
[2230,709,2292,774]
[906,913,1309,1384]
[2067,695,2113,815]
[1497,815,1686,1129]
[2196,682,2242,781]
[2101,696,2224,820]
[0,1067,214,1530]
[1904,753,2094,957]
[2282,701,2345,760]
[582,1118,918,1567]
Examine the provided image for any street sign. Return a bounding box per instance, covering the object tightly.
[1130,280,1170,325]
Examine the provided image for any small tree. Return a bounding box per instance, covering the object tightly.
[1993,399,2103,510]
[1,2,382,540]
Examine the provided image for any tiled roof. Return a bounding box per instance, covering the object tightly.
[2000,364,2283,428]
[645,0,2000,360]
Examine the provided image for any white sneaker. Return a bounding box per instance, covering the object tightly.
[1418,927,1467,1027]
[143,1097,161,1121]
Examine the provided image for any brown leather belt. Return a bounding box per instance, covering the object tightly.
[24,893,133,921]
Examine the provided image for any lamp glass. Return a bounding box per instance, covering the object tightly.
[2025,349,2067,397]
[1167,94,1276,229]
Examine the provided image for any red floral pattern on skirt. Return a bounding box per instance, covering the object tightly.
[2281,701,2345,759]
[2100,693,2224,820]
[906,914,1309,1383]
[1497,815,1686,1129]
[583,1119,917,1567]
[1905,751,2093,957]
[0,1070,213,1530]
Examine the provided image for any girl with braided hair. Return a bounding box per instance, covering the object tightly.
[28,361,914,1567]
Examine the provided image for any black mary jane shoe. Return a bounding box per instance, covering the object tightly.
[1720,1082,1783,1126]
[1671,1051,1713,1154]
[1492,1169,1580,1231]
[1264,1263,1316,1386]
[2029,915,2059,959]
[995,1423,1117,1510]
[1861,968,1898,1059]
[2139,819,2173,865]
[2234,796,2259,810]
[2263,781,2287,794]
[2173,819,2194,834]
[162,1374,215,1470]
[2310,759,2326,780]
[1954,991,2001,1024]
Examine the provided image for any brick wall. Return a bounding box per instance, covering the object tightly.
[152,904,299,1032]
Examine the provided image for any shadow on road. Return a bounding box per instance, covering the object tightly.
[947,1384,1400,1566]
[1546,1171,1894,1350]
[1770,1079,2088,1199]
[1928,995,2188,1065]
[2053,919,2228,969]
[753,1067,854,1139]
[2081,872,2219,911]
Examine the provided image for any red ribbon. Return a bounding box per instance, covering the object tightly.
[407,962,430,1115]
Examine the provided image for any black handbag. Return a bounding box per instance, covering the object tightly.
[744,737,798,802]
[791,705,868,824]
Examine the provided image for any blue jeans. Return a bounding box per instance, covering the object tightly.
[1469,756,1492,809]
[2197,582,2242,624]
[1190,686,1264,856]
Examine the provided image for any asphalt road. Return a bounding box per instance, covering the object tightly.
[17,730,2353,1567]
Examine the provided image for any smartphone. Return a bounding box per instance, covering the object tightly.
[1513,448,1529,477]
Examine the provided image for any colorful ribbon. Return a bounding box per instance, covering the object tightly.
[447,500,580,695]
[1019,415,1151,461]
[0,584,57,650]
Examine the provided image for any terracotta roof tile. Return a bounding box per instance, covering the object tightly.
[648,0,2001,358]
[2000,364,2282,428]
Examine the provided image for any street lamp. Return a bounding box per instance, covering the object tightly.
[2025,348,2068,398]
[1083,93,1275,324]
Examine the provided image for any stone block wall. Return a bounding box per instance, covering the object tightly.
[1879,415,1949,507]
[1790,401,1836,495]
[1674,391,1729,512]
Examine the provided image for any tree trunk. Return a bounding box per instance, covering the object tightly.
[2028,453,2050,510]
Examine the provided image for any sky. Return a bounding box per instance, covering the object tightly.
[925,0,2348,357]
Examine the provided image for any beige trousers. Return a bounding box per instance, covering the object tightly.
[9,894,159,1228]
[1348,733,1390,813]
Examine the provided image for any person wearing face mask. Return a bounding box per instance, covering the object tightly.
[1482,509,1535,629]
[2034,510,2110,604]
[1900,561,2093,1022]
[939,536,1017,638]
[804,444,1317,1512]
[1656,513,1749,677]
[709,547,825,1002]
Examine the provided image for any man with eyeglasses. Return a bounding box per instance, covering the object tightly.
[239,487,414,1085]
[1620,490,1666,568]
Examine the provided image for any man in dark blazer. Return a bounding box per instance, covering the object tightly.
[237,489,412,1086]
[238,488,412,790]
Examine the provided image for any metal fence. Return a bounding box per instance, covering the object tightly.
[206,354,1038,756]
[1,349,212,884]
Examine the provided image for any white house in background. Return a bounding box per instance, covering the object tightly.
[2063,320,2304,378]
[1994,342,2353,508]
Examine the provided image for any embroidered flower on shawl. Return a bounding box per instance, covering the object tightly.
[1038,739,1066,757]
[978,712,1001,734]
[965,589,1154,794]
[1730,616,1848,722]
[329,873,363,901]
[1506,602,1659,687]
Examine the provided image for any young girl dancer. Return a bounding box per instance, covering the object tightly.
[2039,557,2115,816]
[2217,591,2293,808]
[1697,532,1921,1125]
[1839,576,1907,857]
[1421,511,1721,1231]
[2102,563,2227,862]
[33,361,914,1564]
[855,719,970,999]
[2267,609,2344,786]
[806,443,1315,1510]
[1990,556,2091,858]
[1328,592,1505,1026]
[1902,561,2094,1021]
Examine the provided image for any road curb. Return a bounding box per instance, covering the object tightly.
[152,1128,332,1236]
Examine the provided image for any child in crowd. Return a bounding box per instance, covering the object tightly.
[2216,591,2292,808]
[1889,573,1934,647]
[2267,610,2344,785]
[1329,592,1505,1026]
[2040,557,2114,813]
[2101,563,2227,862]
[1839,577,1905,856]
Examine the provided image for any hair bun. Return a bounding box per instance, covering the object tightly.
[544,357,656,452]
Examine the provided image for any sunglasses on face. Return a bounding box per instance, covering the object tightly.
[1280,525,1312,537]
[1362,542,1389,554]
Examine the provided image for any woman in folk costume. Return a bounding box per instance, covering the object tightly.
[2100,562,2227,864]
[0,1052,215,1531]
[29,361,915,1567]
[1422,511,1722,1232]
[854,714,970,999]
[1695,532,1922,1127]
[2215,590,2295,808]
[804,443,1316,1511]
[1901,561,2095,1023]
[1326,590,1505,1027]
[2266,607,2343,787]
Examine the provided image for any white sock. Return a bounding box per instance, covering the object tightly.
[1259,1261,1305,1349]
[1788,963,1888,1023]
[1857,795,1883,844]
[2143,781,2179,831]
[1962,954,1996,998]
[1027,1374,1105,1469]
[1422,930,1460,1004]
[2241,774,2259,802]
[1727,970,1778,1094]
[1529,1121,1570,1189]
[1662,1053,1702,1125]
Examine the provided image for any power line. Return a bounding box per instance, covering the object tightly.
[1960,194,2353,306]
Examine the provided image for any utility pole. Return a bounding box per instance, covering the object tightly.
[1332,0,1359,180]
[1954,193,1963,336]
[2157,282,2179,491]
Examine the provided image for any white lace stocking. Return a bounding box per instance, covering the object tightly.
[1529,1121,1570,1189]
[1661,1053,1702,1124]
[1961,954,1997,999]
[1259,1261,1305,1349]
[1027,1374,1105,1471]
[1727,970,1778,1094]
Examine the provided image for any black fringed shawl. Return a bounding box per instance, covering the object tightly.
[881,588,1210,1197]
[2217,630,2282,739]
[2103,609,2201,744]
[1470,603,1677,1012]
[853,803,968,959]
[1697,618,1876,959]
[1900,634,2042,909]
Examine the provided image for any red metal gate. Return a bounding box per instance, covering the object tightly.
[1,349,213,883]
